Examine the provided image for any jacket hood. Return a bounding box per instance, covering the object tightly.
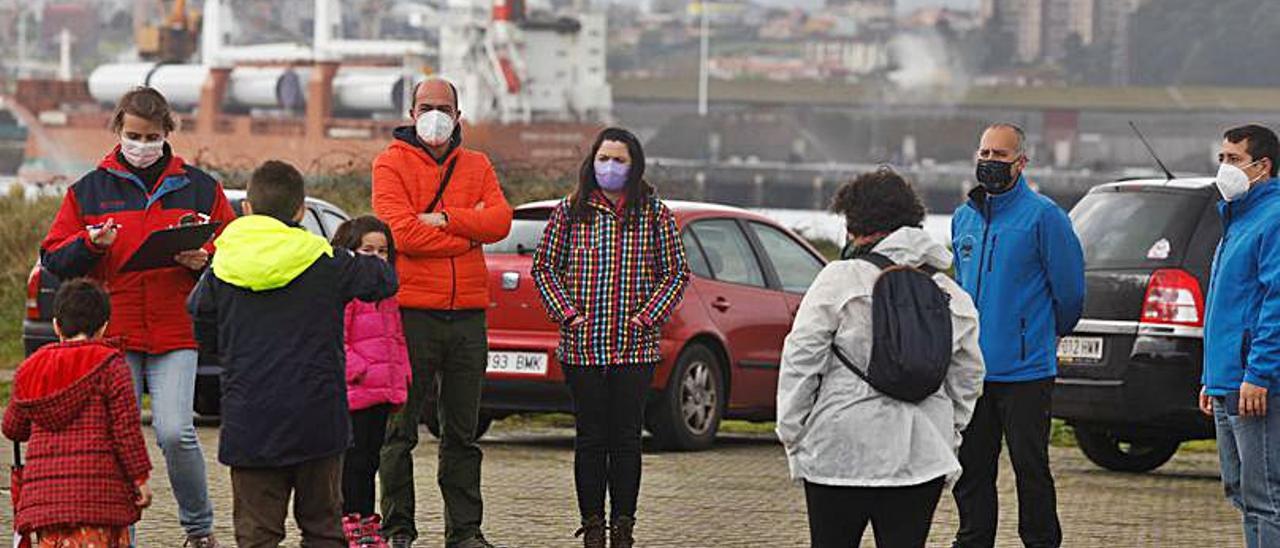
[12,340,121,432]
[212,215,333,291]
[872,226,953,271]
[391,124,462,165]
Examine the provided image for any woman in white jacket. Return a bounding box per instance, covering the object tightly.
[777,167,986,548]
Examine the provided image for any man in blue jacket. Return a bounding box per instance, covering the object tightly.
[1201,124,1280,547]
[950,123,1084,548]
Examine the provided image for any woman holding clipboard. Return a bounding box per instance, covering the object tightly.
[37,86,234,547]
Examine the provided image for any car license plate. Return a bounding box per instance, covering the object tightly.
[1058,336,1104,363]
[487,351,548,375]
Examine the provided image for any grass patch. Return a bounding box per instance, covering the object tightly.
[495,415,778,436]
[0,287,25,369]
[0,189,62,369]
[719,420,777,435]
[1052,420,1219,454]
[1050,419,1077,448]
[805,238,843,262]
[495,413,576,430]
[1180,439,1217,453]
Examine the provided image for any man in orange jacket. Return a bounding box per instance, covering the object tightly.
[372,78,514,548]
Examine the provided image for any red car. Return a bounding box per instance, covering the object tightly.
[477,200,829,450]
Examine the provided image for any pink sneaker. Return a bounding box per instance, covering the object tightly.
[360,514,388,547]
[343,514,365,547]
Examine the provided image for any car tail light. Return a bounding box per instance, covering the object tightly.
[26,266,41,321]
[1140,269,1204,327]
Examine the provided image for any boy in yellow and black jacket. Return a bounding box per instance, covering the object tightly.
[188,160,396,546]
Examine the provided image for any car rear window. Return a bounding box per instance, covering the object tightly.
[1070,188,1209,269]
[486,209,551,255]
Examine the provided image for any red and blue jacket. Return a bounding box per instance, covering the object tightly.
[40,147,238,354]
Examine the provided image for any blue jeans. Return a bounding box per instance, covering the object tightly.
[127,350,214,537]
[1214,395,1280,548]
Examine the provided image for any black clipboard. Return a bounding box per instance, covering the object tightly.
[118,222,221,273]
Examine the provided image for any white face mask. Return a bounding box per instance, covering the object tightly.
[1217,160,1262,202]
[415,110,456,147]
[121,137,165,169]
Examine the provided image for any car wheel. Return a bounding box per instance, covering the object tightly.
[193,377,221,417]
[1074,425,1180,473]
[423,404,492,440]
[649,343,723,451]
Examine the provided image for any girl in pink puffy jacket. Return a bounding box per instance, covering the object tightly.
[332,216,412,545]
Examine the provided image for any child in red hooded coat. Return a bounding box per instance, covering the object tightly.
[4,278,152,547]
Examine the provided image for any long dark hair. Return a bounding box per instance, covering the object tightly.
[569,127,652,226]
[331,215,397,264]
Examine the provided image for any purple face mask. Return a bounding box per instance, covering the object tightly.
[594,160,629,192]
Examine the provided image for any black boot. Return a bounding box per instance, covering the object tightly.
[610,517,635,548]
[574,515,606,548]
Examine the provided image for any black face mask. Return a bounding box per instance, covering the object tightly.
[976,159,1018,193]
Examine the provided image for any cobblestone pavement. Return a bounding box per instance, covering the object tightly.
[0,421,1241,547]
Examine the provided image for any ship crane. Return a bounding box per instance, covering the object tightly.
[136,0,202,63]
[439,0,534,124]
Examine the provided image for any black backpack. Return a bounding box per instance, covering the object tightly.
[831,253,953,403]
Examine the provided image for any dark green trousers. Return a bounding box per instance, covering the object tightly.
[380,309,488,545]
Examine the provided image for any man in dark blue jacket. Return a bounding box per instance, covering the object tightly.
[950,123,1085,548]
[1201,124,1280,547]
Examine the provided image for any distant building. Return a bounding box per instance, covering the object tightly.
[981,0,1041,63]
[981,0,1148,80]
[521,13,612,120]
[41,3,99,54]
[652,0,688,14]
[438,5,612,123]
[901,7,984,32]
[805,38,890,79]
[826,0,894,10]
[825,0,895,22]
[757,10,806,40]
[1042,0,1086,61]
[1098,0,1146,86]
[708,55,819,81]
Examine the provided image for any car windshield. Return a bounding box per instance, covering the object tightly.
[1070,188,1207,269]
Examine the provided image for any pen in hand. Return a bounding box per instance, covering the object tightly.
[87,218,121,247]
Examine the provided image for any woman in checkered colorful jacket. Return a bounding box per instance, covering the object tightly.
[532,127,691,548]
